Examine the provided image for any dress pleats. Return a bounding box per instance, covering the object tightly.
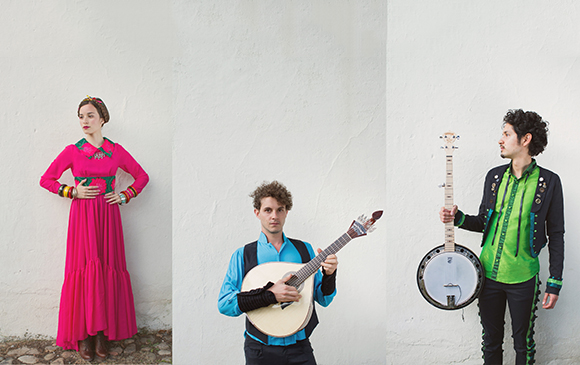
[56,196,137,350]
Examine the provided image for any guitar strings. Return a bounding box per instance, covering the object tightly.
[286,232,353,287]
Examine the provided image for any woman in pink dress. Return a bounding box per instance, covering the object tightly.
[40,96,149,360]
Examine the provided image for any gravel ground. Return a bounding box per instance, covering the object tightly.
[0,329,171,365]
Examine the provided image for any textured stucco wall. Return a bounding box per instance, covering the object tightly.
[172,1,386,364]
[387,1,580,364]
[9,1,579,364]
[0,1,173,339]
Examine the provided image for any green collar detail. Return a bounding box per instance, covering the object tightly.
[75,137,115,159]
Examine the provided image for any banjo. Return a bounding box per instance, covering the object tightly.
[417,132,484,310]
[242,211,382,337]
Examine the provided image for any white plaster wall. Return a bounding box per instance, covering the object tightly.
[0,1,173,339]
[172,1,385,364]
[388,1,580,364]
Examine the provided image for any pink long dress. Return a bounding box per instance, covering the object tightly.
[40,137,149,351]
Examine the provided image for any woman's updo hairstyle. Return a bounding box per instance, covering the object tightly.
[78,96,110,126]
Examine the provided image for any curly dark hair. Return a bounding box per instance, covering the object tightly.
[78,96,110,126]
[503,109,549,156]
[250,181,293,211]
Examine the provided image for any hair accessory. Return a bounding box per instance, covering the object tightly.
[79,96,109,124]
[84,95,103,104]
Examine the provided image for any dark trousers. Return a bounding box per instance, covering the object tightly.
[244,336,317,365]
[478,276,540,365]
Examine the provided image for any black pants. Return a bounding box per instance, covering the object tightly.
[478,276,540,365]
[244,336,317,365]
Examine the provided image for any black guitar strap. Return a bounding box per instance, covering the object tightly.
[243,238,319,344]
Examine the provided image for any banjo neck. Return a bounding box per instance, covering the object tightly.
[442,132,458,253]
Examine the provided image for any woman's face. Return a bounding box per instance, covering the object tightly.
[78,103,104,135]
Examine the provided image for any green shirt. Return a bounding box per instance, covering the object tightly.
[480,160,540,283]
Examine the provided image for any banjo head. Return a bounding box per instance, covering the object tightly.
[417,244,484,310]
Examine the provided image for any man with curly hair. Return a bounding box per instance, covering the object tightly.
[219,181,338,365]
[440,110,564,364]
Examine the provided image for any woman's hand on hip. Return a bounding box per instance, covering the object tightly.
[105,192,122,205]
[75,179,99,199]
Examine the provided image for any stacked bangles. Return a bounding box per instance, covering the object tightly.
[58,184,78,199]
[119,185,138,205]
[58,183,138,204]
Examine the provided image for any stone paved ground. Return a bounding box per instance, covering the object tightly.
[0,329,171,365]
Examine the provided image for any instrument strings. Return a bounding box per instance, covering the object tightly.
[286,232,352,287]
[444,152,456,252]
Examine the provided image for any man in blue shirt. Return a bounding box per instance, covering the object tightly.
[219,181,338,365]
[440,110,564,364]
